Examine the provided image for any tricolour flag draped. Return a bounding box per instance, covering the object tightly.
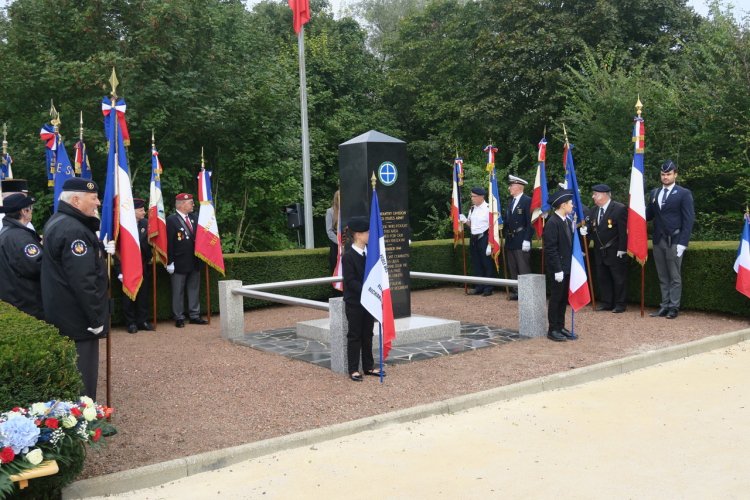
[569,218,591,311]
[563,143,586,224]
[148,145,168,265]
[100,96,142,300]
[332,207,343,291]
[195,167,225,275]
[530,136,549,237]
[74,139,93,180]
[39,124,57,187]
[288,0,310,34]
[733,213,750,299]
[451,157,464,246]
[628,114,648,265]
[484,145,502,268]
[361,188,396,361]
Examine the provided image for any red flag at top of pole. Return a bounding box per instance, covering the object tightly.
[288,0,310,34]
[195,160,225,275]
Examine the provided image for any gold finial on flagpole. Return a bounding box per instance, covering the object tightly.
[562,123,569,146]
[201,146,205,169]
[109,67,119,99]
[636,96,643,117]
[79,111,84,142]
[543,125,546,138]
[49,100,60,131]
[151,129,155,149]
[370,172,376,189]
[2,123,7,156]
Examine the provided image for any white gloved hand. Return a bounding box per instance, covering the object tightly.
[522,240,531,252]
[485,245,492,256]
[117,273,123,282]
[616,251,626,258]
[87,325,104,335]
[104,241,116,255]
[554,271,564,283]
[166,262,175,274]
[676,244,686,258]
[459,214,467,224]
[579,226,588,236]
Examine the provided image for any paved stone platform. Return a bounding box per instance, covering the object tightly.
[231,322,527,368]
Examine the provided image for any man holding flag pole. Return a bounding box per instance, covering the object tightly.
[451,156,469,293]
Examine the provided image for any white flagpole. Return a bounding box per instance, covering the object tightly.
[297,27,314,249]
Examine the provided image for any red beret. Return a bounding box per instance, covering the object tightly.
[176,193,193,201]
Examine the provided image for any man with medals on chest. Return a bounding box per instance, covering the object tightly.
[588,184,628,313]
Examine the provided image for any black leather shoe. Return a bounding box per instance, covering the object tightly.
[189,317,208,325]
[547,331,566,342]
[612,307,626,313]
[482,290,493,297]
[561,328,578,340]
[596,304,613,312]
[139,322,155,331]
[127,324,138,334]
[507,293,518,301]
[175,319,185,328]
[666,308,678,319]
[468,289,483,295]
[649,308,669,317]
[350,373,363,382]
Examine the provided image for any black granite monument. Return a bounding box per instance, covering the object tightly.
[339,130,410,318]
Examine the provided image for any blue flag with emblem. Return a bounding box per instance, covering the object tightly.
[564,143,586,225]
[52,140,75,212]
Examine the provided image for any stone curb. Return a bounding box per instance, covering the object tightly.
[63,327,750,499]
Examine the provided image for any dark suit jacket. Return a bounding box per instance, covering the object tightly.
[342,246,366,306]
[646,185,694,246]
[166,212,201,274]
[504,194,534,250]
[543,213,573,275]
[590,200,628,263]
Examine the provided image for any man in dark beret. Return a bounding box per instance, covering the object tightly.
[646,160,694,319]
[459,186,496,296]
[583,184,628,313]
[42,178,115,400]
[0,193,44,319]
[117,198,154,333]
[543,189,577,341]
[166,193,206,328]
[504,175,534,300]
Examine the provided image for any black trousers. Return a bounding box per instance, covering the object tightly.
[122,272,150,325]
[328,242,338,273]
[594,251,628,309]
[75,338,100,400]
[547,274,570,333]
[345,302,375,374]
[470,232,495,292]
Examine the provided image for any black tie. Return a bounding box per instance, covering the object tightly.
[598,207,604,224]
[661,188,668,207]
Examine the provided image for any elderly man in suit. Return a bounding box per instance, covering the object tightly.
[503,175,534,300]
[584,184,628,313]
[646,160,694,319]
[166,193,207,328]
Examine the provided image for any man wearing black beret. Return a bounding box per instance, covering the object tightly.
[543,189,577,341]
[584,184,628,313]
[646,160,694,319]
[0,193,44,319]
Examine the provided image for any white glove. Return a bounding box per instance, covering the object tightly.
[485,245,492,256]
[166,262,175,274]
[579,226,588,236]
[87,325,104,335]
[522,240,531,252]
[459,214,467,224]
[117,273,123,282]
[616,251,626,258]
[676,244,686,258]
[554,271,564,283]
[104,241,116,255]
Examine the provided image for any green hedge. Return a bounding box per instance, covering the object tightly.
[0,303,83,409]
[110,239,750,322]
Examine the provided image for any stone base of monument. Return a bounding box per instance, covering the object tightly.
[297,302,459,374]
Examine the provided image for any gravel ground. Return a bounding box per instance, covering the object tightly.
[81,286,749,479]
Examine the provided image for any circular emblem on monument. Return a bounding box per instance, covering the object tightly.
[71,239,88,256]
[378,162,397,186]
[24,244,40,258]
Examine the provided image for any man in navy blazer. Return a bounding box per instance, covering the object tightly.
[646,160,694,319]
[503,175,534,300]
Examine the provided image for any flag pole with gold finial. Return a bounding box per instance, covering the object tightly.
[105,67,119,409]
[201,147,212,325]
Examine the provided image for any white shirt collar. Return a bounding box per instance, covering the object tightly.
[351,244,366,256]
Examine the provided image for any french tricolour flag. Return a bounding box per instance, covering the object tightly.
[148,144,168,265]
[361,187,396,360]
[100,96,142,300]
[733,214,750,299]
[568,223,591,311]
[628,115,648,265]
[530,136,549,237]
[195,167,225,275]
[451,157,463,245]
